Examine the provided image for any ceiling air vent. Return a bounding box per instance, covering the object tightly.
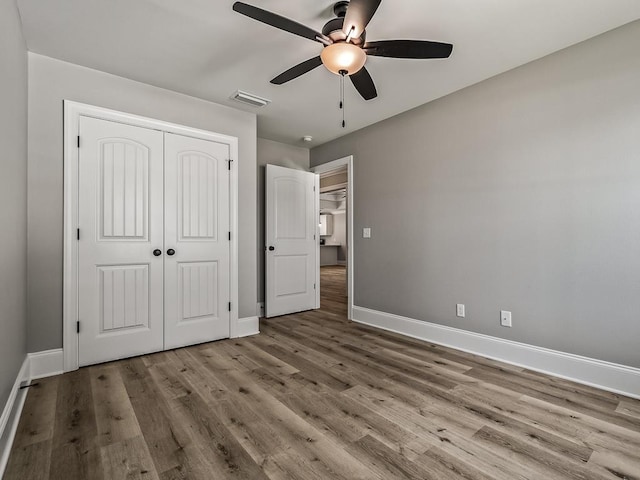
[230,90,271,108]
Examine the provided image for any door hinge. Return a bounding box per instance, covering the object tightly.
[77,136,80,148]
[228,159,233,171]
[76,321,80,333]
[314,283,316,290]
[313,185,316,191]
[77,228,80,240]
[228,231,231,241]
[228,302,232,312]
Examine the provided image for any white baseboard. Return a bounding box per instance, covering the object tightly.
[29,349,64,380]
[0,356,30,477]
[236,316,260,338]
[1,348,65,476]
[352,306,640,400]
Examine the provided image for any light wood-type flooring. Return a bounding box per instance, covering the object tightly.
[5,265,640,479]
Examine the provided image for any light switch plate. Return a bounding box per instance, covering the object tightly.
[456,304,465,318]
[363,227,371,238]
[500,310,512,327]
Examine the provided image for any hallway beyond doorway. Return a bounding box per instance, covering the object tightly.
[320,265,346,317]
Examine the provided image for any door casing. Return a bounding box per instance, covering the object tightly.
[63,101,239,372]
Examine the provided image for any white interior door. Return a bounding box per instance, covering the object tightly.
[265,164,319,317]
[78,116,164,366]
[164,133,230,349]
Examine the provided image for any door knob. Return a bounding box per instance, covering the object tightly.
[153,249,162,256]
[268,246,275,251]
[167,249,176,256]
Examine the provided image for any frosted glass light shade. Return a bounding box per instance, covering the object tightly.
[320,42,367,75]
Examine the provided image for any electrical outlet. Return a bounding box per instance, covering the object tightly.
[500,310,512,327]
[456,304,465,318]
[363,227,371,238]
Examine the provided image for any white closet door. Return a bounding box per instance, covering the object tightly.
[265,164,319,317]
[78,116,164,366]
[164,133,230,349]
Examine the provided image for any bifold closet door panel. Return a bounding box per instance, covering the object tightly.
[77,116,165,366]
[163,133,231,349]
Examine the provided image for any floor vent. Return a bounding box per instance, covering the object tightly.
[230,90,271,108]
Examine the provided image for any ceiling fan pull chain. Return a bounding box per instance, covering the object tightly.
[340,70,346,128]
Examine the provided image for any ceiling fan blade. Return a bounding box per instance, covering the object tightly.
[233,2,328,44]
[343,0,382,39]
[349,67,377,101]
[271,57,323,85]
[364,40,453,59]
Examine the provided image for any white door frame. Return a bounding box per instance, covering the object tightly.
[63,100,239,372]
[312,156,354,320]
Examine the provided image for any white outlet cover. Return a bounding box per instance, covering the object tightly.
[500,310,512,327]
[456,304,465,318]
[363,227,371,238]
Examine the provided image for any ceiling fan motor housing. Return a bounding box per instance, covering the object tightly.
[322,17,366,45]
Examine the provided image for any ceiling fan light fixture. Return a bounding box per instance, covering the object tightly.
[320,42,367,76]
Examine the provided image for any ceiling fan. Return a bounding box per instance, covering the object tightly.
[232,0,453,101]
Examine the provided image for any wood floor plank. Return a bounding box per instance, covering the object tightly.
[11,376,59,449]
[224,338,300,375]
[521,394,640,444]
[465,366,640,433]
[119,358,187,475]
[472,425,611,480]
[5,266,640,479]
[91,364,142,447]
[617,399,640,420]
[171,348,230,401]
[449,384,594,463]
[3,440,52,480]
[342,384,481,444]
[207,397,301,479]
[48,368,104,480]
[99,435,160,480]
[587,450,640,480]
[469,363,622,412]
[524,368,624,405]
[170,390,269,479]
[192,350,383,479]
[350,434,430,480]
[413,446,497,480]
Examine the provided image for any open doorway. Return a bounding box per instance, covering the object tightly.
[320,185,347,314]
[312,156,354,319]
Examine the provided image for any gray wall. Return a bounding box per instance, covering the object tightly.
[257,138,309,304]
[27,53,258,352]
[311,20,640,368]
[0,0,28,408]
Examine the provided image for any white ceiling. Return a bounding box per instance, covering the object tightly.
[16,0,640,146]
